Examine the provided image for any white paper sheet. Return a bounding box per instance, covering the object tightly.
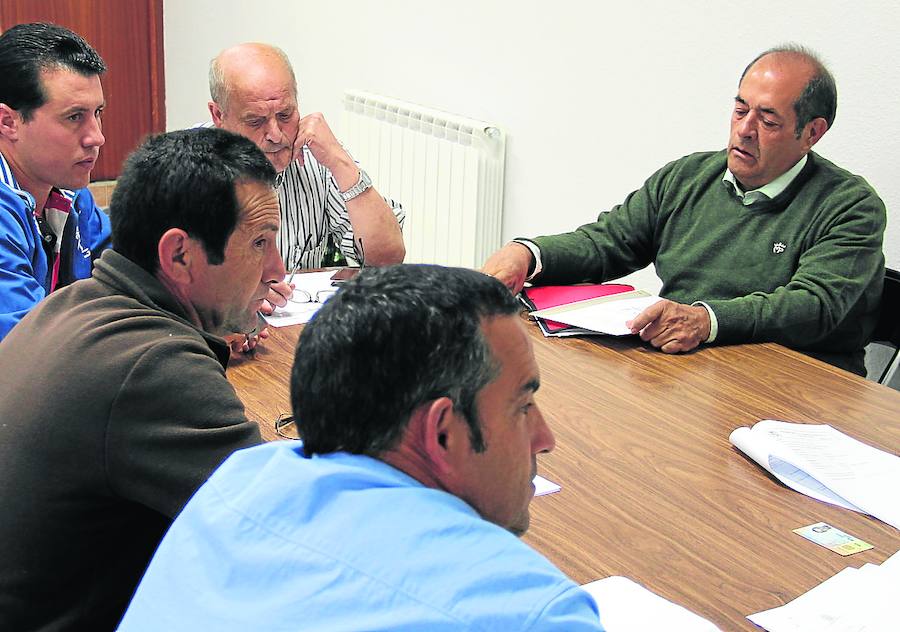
[263,271,337,327]
[530,292,662,336]
[583,576,720,631]
[729,420,900,528]
[729,426,862,511]
[533,475,561,497]
[748,551,900,631]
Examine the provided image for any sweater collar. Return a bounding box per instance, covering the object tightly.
[92,250,232,367]
[723,154,808,205]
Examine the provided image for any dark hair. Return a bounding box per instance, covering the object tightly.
[740,44,837,137]
[110,128,276,273]
[291,265,520,456]
[0,22,106,121]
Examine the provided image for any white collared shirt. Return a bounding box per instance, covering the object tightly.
[722,154,808,205]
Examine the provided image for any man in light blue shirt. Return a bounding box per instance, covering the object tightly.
[119,265,604,631]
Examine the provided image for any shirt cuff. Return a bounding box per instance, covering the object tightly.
[512,239,543,280]
[692,301,718,344]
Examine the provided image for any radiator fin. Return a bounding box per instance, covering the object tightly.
[342,91,505,268]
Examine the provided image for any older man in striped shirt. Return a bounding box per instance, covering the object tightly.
[208,42,405,291]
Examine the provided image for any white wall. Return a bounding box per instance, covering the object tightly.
[164,0,899,288]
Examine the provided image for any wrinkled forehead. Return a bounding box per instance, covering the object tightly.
[740,53,814,98]
[235,179,280,222]
[225,58,297,105]
[229,84,296,119]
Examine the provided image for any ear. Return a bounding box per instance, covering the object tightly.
[157,228,195,286]
[208,101,224,127]
[419,397,471,480]
[803,117,829,150]
[0,103,21,141]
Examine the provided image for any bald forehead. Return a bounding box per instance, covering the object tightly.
[214,43,297,98]
[744,52,816,85]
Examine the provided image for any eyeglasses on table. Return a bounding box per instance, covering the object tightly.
[274,413,300,440]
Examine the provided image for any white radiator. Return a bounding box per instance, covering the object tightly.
[342,90,505,268]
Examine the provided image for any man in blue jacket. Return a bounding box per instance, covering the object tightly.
[0,22,111,340]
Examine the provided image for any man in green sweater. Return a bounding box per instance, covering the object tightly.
[483,45,885,375]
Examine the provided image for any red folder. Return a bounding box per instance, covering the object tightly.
[521,283,635,335]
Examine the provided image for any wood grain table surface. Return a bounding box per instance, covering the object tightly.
[228,313,900,631]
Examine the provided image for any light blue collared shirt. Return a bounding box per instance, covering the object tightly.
[118,442,604,631]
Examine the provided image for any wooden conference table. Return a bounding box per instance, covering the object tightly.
[228,314,900,631]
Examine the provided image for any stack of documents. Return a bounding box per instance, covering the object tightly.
[729,420,900,529]
[528,288,661,337]
[518,283,639,336]
[747,549,899,630]
[583,576,720,631]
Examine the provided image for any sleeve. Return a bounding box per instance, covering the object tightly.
[526,583,605,631]
[105,335,263,517]
[73,187,112,257]
[322,170,355,260]
[322,170,405,266]
[532,163,672,286]
[0,196,46,339]
[706,186,886,348]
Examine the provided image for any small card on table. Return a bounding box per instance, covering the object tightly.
[792,522,873,556]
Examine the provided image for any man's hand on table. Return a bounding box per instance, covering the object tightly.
[627,299,710,353]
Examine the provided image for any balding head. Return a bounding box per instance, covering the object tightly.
[209,43,297,113]
[207,43,300,173]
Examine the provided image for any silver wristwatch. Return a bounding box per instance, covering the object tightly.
[340,169,372,203]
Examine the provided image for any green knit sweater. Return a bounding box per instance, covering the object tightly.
[532,150,886,375]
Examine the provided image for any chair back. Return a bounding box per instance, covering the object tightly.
[871,268,900,345]
[868,268,900,385]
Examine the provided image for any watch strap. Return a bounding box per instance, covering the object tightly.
[340,169,372,203]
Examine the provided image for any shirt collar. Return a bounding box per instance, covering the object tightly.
[723,154,808,206]
[0,150,33,210]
